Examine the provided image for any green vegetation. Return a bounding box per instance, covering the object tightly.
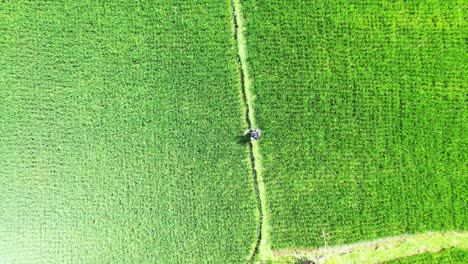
[1,0,466,262]
[0,1,257,263]
[384,248,468,264]
[242,0,467,250]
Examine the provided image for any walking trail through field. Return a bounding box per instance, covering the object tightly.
[229,0,270,262]
[274,231,468,263]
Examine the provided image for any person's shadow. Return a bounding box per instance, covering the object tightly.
[237,132,251,145]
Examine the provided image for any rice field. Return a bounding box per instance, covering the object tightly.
[384,248,468,264]
[1,0,467,263]
[242,0,467,250]
[0,1,257,263]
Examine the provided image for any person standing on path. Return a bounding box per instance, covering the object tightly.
[249,129,261,141]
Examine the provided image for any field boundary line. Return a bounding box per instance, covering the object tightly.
[229,0,270,262]
[272,231,468,263]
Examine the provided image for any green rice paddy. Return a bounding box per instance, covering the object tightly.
[0,1,257,263]
[242,0,467,250]
[0,0,466,263]
[384,248,468,264]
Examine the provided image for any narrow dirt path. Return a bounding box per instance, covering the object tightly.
[229,0,267,262]
[273,231,468,263]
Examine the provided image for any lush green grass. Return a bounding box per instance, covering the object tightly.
[242,0,467,249]
[384,248,468,264]
[0,1,257,263]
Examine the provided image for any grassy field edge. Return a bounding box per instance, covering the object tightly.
[273,231,468,263]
